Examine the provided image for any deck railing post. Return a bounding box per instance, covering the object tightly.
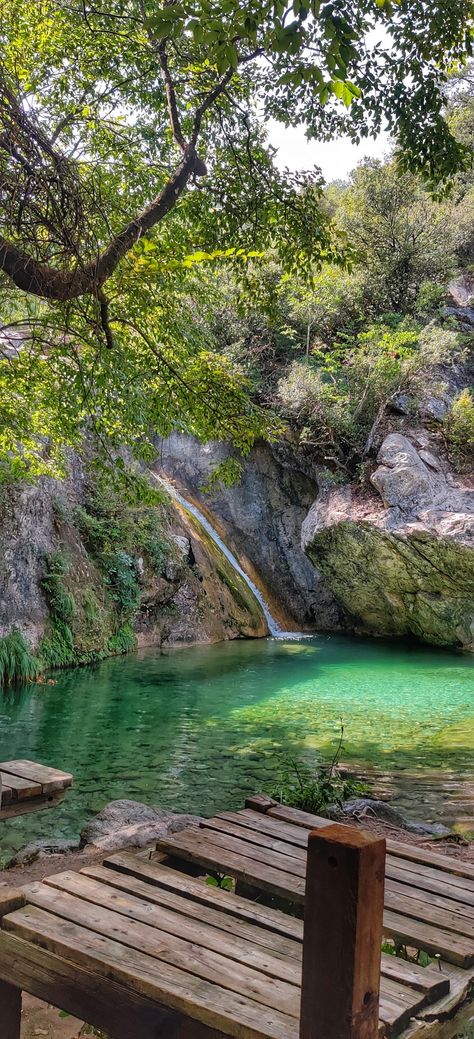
[300,823,386,1039]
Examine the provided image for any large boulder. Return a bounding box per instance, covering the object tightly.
[302,434,474,650]
[79,799,203,853]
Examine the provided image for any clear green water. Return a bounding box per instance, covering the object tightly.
[0,634,472,865]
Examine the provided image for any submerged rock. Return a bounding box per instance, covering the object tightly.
[79,798,203,853]
[6,838,80,867]
[302,434,474,651]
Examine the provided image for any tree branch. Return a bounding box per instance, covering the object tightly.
[0,146,198,299]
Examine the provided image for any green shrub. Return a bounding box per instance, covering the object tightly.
[444,388,474,465]
[40,619,75,669]
[0,629,39,686]
[102,550,140,619]
[41,552,76,624]
[107,625,137,655]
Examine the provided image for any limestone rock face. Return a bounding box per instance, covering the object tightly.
[302,434,474,650]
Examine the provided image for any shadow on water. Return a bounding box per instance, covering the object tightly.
[0,633,472,863]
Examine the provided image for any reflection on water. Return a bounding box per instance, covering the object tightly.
[0,634,472,864]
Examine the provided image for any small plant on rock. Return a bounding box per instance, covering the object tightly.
[270,723,368,816]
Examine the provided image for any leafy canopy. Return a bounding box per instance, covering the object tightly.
[0,0,473,479]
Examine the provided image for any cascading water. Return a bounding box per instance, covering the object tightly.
[154,473,304,639]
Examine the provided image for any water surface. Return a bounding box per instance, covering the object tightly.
[0,635,472,865]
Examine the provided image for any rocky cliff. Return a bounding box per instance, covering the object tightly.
[0,460,266,672]
[156,433,342,632]
[302,432,473,650]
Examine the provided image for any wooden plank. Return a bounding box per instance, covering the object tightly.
[266,804,334,830]
[22,883,300,1017]
[104,852,304,939]
[0,978,22,1039]
[0,780,13,805]
[300,824,386,1039]
[41,871,302,986]
[244,795,278,813]
[200,817,307,861]
[3,906,299,1039]
[386,876,474,922]
[0,793,65,820]
[217,810,310,848]
[0,760,72,794]
[383,908,474,967]
[0,888,27,919]
[190,827,306,877]
[378,956,449,1001]
[0,930,226,1039]
[386,860,474,909]
[387,840,474,881]
[0,771,41,800]
[156,831,306,902]
[82,864,302,961]
[387,855,474,896]
[384,888,474,940]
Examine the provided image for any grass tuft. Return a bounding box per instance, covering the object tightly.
[0,629,39,686]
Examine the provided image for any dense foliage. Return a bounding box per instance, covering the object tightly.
[1,0,474,480]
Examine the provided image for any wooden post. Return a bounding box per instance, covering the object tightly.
[0,979,22,1039]
[300,823,386,1039]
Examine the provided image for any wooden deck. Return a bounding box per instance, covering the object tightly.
[152,798,474,1037]
[0,799,472,1039]
[0,846,462,1039]
[0,760,73,819]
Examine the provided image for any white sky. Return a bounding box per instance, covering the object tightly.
[268,119,392,182]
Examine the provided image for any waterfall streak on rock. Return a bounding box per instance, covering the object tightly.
[155,475,303,639]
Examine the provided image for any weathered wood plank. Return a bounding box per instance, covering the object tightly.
[155,831,306,902]
[41,871,302,985]
[0,793,65,821]
[386,855,474,896]
[0,929,227,1039]
[190,827,306,876]
[300,824,386,1039]
[386,841,474,881]
[386,876,474,921]
[0,978,22,1039]
[104,852,304,938]
[82,864,302,960]
[266,804,334,830]
[0,887,27,919]
[200,818,307,861]
[0,771,41,800]
[386,860,474,909]
[21,884,300,1017]
[216,810,310,848]
[3,906,299,1039]
[378,957,449,1001]
[0,760,72,794]
[384,888,474,939]
[383,908,474,967]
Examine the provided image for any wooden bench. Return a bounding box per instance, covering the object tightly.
[0,760,73,820]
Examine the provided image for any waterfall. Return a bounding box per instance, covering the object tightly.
[154,474,303,639]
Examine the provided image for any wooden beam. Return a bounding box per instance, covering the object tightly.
[0,887,27,918]
[300,823,386,1039]
[0,978,22,1039]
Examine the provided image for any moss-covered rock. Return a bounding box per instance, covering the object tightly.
[303,434,474,651]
